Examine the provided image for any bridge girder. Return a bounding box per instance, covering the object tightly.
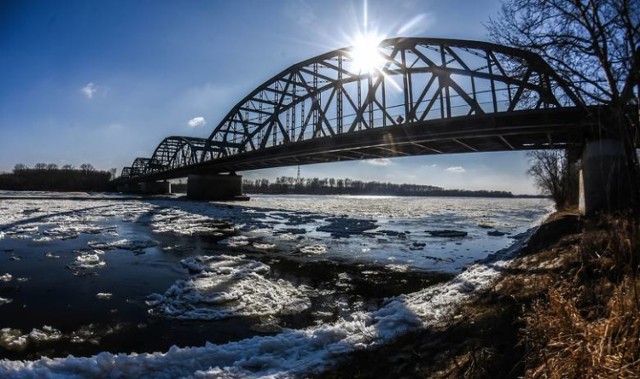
[204,37,582,159]
[119,37,586,182]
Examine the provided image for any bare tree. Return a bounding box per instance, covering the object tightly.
[527,150,576,209]
[489,0,640,209]
[80,163,95,172]
[34,163,47,170]
[61,164,75,170]
[13,163,28,172]
[46,163,58,170]
[488,0,639,106]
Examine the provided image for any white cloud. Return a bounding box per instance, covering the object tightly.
[187,116,206,128]
[445,166,466,173]
[81,82,97,99]
[363,158,392,166]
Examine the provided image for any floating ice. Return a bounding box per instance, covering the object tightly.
[0,297,12,306]
[89,239,155,251]
[221,235,251,247]
[0,273,12,282]
[44,252,60,259]
[67,251,106,273]
[28,326,63,342]
[0,237,525,377]
[298,244,327,255]
[0,329,27,351]
[147,255,310,320]
[252,242,276,250]
[96,293,112,300]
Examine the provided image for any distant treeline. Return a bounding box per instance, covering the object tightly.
[243,176,516,198]
[0,163,116,192]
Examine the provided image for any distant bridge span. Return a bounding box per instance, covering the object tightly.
[117,37,600,185]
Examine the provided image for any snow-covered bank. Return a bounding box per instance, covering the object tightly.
[0,226,537,378]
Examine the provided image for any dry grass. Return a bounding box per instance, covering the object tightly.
[522,215,640,378]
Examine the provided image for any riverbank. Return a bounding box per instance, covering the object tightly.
[318,210,640,378]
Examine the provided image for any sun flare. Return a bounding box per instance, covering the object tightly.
[349,33,386,74]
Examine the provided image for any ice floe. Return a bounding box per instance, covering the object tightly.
[95,293,113,300]
[0,297,12,306]
[147,255,311,320]
[0,273,13,282]
[88,239,155,251]
[67,250,106,274]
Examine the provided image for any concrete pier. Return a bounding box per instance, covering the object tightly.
[187,174,247,200]
[140,181,171,195]
[579,139,629,215]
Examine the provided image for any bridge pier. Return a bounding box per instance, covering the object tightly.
[579,139,630,215]
[187,173,248,201]
[140,181,172,195]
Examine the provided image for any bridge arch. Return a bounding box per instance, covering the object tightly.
[204,37,582,160]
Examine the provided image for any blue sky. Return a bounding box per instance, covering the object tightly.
[0,0,539,194]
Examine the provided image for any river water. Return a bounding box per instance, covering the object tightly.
[0,192,551,377]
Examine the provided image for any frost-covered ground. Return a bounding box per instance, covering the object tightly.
[0,192,550,378]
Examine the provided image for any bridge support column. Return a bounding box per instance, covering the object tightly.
[187,174,248,201]
[579,139,629,215]
[565,147,581,208]
[140,181,171,195]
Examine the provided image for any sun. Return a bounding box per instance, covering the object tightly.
[349,33,386,74]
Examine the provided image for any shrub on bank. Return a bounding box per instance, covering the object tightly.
[523,215,640,378]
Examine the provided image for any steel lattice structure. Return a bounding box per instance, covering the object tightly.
[120,37,588,180]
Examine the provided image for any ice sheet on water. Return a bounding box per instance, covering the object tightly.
[88,239,155,251]
[151,207,236,239]
[147,255,310,320]
[0,227,537,378]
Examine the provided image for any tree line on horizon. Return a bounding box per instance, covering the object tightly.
[242,176,518,198]
[0,163,116,192]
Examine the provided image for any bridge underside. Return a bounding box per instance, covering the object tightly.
[125,107,589,183]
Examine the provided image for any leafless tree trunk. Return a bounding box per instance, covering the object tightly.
[527,150,575,209]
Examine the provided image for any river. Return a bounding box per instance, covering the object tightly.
[0,192,551,377]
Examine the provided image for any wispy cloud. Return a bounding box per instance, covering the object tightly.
[81,82,97,99]
[187,116,206,128]
[363,158,392,166]
[445,166,466,173]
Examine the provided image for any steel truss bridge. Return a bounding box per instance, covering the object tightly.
[117,37,598,183]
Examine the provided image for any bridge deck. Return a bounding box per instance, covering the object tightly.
[121,107,592,183]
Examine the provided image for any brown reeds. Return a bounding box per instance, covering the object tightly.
[523,215,640,378]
